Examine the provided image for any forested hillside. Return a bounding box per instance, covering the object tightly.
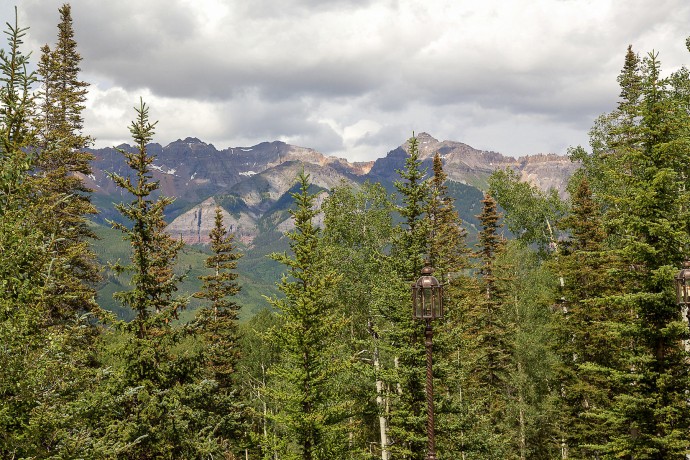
[2,4,690,459]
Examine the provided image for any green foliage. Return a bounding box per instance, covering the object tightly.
[462,194,516,456]
[321,181,398,459]
[562,46,690,458]
[32,2,100,321]
[381,134,433,460]
[551,176,626,457]
[265,170,351,459]
[108,100,187,330]
[499,243,560,459]
[322,181,396,342]
[0,9,102,458]
[488,168,566,256]
[0,9,36,162]
[90,220,276,321]
[7,7,690,459]
[394,134,430,278]
[89,101,235,458]
[428,152,470,280]
[192,207,246,449]
[237,309,284,459]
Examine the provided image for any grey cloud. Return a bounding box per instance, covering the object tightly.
[238,0,377,19]
[22,0,197,56]
[11,0,690,161]
[353,123,409,150]
[207,92,344,152]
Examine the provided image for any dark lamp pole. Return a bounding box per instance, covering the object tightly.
[412,264,443,460]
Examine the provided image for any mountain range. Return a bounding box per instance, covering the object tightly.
[84,132,579,246]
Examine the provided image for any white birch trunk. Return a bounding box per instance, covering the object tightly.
[374,346,390,460]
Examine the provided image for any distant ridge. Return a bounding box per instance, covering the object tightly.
[84,133,578,244]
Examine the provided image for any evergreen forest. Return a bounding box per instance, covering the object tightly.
[2,4,690,459]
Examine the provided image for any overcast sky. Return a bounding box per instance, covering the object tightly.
[5,0,690,161]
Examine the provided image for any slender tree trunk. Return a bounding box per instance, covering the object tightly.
[514,297,527,460]
[259,363,272,459]
[375,345,390,460]
[561,438,568,459]
[394,356,402,395]
[517,362,527,460]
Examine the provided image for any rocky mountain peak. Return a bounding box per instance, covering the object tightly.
[399,132,440,157]
[415,132,440,145]
[164,137,214,153]
[88,133,578,242]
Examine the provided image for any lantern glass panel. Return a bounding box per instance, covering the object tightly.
[433,286,443,318]
[413,287,423,319]
[680,280,690,306]
[423,288,432,318]
[676,263,690,306]
[676,270,690,306]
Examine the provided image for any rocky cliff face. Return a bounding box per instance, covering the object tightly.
[166,197,258,245]
[87,133,578,246]
[165,162,345,245]
[392,132,578,193]
[86,137,368,197]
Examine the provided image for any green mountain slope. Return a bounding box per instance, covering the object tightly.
[90,222,279,322]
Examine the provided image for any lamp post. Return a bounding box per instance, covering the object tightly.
[412,264,443,460]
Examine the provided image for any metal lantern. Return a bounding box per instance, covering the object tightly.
[412,265,443,320]
[675,260,690,308]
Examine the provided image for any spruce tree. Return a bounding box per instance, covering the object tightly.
[0,13,42,456]
[108,100,185,331]
[0,12,98,457]
[382,134,430,460]
[196,206,243,382]
[425,154,474,458]
[427,152,469,280]
[193,206,246,451]
[476,194,505,302]
[461,193,516,457]
[394,134,429,278]
[570,46,690,458]
[33,2,99,321]
[95,100,223,458]
[266,170,349,459]
[552,177,627,457]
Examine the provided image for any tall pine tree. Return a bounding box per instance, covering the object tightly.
[266,170,349,459]
[92,100,225,458]
[0,11,98,457]
[461,193,516,457]
[427,152,469,280]
[193,206,246,452]
[551,177,627,458]
[570,46,690,458]
[381,134,430,460]
[33,3,99,321]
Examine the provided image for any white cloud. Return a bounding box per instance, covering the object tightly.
[11,0,690,160]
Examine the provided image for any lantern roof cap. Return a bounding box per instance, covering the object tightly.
[677,260,690,280]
